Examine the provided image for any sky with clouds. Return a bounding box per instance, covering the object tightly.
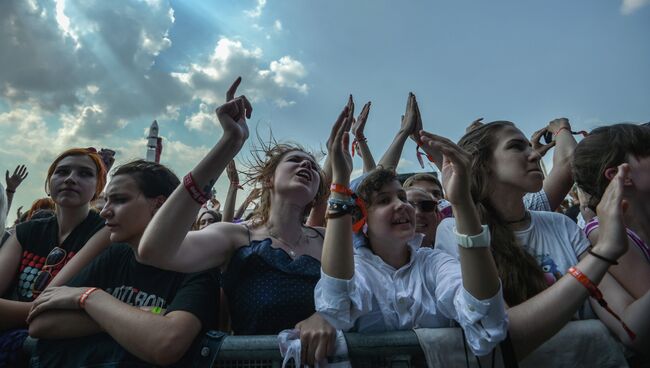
[1,0,649,222]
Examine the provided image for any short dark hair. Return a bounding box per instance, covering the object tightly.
[112,160,180,199]
[356,168,399,208]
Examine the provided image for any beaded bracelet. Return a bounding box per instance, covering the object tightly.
[568,267,635,340]
[79,287,99,309]
[183,172,209,205]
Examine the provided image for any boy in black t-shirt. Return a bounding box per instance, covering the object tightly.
[28,243,219,366]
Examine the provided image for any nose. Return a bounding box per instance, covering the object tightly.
[64,170,77,184]
[299,159,311,168]
[529,148,542,162]
[100,203,112,219]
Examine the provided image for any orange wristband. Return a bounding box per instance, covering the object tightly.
[329,183,367,232]
[568,267,635,340]
[79,287,99,309]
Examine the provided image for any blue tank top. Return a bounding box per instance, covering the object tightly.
[222,228,322,335]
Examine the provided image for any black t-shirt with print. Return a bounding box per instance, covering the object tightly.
[9,211,104,301]
[35,243,220,367]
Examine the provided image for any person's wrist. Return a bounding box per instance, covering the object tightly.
[5,188,15,193]
[591,244,624,261]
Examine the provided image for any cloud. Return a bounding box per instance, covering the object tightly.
[172,37,309,131]
[244,0,266,18]
[621,0,650,14]
[273,20,282,31]
[0,0,188,139]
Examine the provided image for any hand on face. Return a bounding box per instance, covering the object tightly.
[596,164,631,260]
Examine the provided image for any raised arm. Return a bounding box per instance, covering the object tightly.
[542,118,578,210]
[351,101,376,173]
[377,93,421,171]
[221,160,240,223]
[419,131,500,299]
[506,164,631,359]
[138,77,251,272]
[5,165,28,214]
[321,104,354,279]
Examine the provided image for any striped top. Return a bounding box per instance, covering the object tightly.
[584,217,650,263]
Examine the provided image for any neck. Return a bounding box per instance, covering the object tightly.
[265,194,307,241]
[370,236,411,269]
[488,186,529,230]
[55,204,90,243]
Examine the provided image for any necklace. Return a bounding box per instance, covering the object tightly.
[268,227,304,258]
[505,211,530,225]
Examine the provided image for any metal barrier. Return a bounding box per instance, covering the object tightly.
[215,331,426,368]
[24,330,427,368]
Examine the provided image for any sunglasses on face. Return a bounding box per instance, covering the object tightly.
[408,200,438,213]
[32,247,67,296]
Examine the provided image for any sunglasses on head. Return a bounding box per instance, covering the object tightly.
[32,247,67,296]
[408,200,438,213]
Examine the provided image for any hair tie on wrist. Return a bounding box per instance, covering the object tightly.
[588,249,618,265]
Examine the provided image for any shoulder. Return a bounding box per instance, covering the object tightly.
[15,216,56,245]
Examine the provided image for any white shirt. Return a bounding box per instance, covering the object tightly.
[436,211,595,318]
[315,234,508,356]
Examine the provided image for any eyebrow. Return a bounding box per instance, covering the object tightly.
[56,164,96,171]
[506,138,528,145]
[288,154,317,165]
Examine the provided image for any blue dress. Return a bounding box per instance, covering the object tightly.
[222,232,321,335]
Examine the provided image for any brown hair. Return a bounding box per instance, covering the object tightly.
[403,173,442,195]
[45,148,107,200]
[243,139,327,226]
[26,197,56,220]
[458,121,548,306]
[355,168,398,209]
[573,123,650,210]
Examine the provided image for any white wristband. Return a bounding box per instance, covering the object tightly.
[453,224,491,248]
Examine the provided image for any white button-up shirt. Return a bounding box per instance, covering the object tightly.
[315,235,508,356]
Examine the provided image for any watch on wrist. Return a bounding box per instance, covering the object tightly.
[453,224,491,248]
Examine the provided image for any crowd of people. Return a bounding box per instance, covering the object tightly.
[0,77,648,367]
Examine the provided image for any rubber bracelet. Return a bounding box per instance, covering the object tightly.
[568,267,635,340]
[326,211,352,220]
[588,249,619,265]
[183,172,209,205]
[79,287,99,309]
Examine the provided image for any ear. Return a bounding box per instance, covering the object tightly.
[604,167,618,181]
[150,195,166,214]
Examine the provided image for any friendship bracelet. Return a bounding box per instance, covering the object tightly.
[416,144,435,169]
[568,267,635,340]
[79,287,99,309]
[588,249,619,266]
[329,183,368,232]
[553,127,589,138]
[183,172,210,205]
